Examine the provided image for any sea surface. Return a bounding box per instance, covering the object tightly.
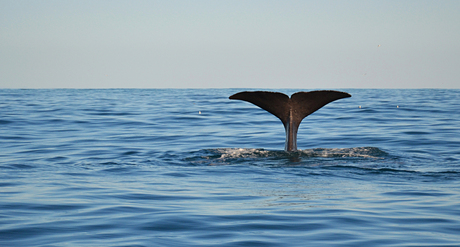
[1,88,459,246]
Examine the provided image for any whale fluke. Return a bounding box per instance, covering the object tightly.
[229,90,351,151]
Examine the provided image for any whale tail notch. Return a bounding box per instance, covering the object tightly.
[229,90,351,151]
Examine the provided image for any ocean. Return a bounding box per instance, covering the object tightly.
[1,89,459,246]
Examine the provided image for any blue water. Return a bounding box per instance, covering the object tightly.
[1,89,459,246]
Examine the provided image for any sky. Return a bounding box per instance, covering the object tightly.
[1,0,459,89]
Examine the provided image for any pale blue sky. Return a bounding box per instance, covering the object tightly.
[1,0,459,88]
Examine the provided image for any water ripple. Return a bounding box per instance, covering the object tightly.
[1,89,460,246]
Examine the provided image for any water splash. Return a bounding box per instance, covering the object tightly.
[184,147,388,167]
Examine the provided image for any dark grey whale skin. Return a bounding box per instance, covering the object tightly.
[229,90,351,152]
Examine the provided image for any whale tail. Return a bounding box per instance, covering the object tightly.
[229,90,351,151]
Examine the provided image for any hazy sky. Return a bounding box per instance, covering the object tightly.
[1,0,459,88]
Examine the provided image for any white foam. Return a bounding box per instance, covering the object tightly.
[210,147,384,160]
[215,148,271,159]
[300,147,384,158]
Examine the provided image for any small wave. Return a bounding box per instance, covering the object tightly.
[0,119,12,125]
[183,148,276,165]
[300,147,387,159]
[215,148,275,159]
[212,147,386,159]
[185,147,387,166]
